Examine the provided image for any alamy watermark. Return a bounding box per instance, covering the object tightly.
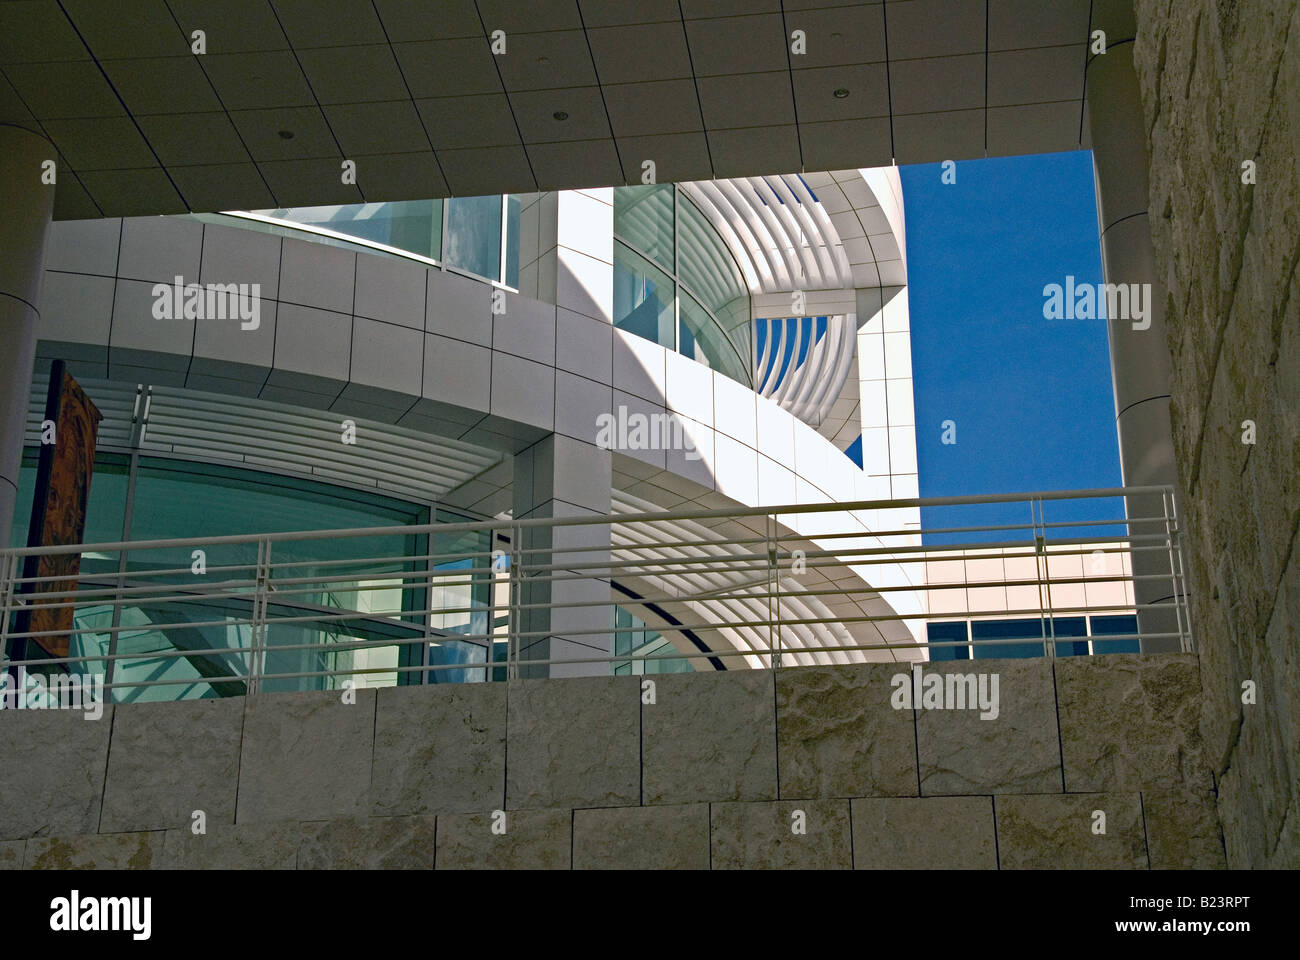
[1042,275,1151,330]
[890,664,1000,719]
[152,276,260,330]
[595,405,701,460]
[0,666,105,720]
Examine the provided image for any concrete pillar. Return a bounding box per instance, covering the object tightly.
[1085,4,1185,652]
[0,125,57,540]
[513,434,613,678]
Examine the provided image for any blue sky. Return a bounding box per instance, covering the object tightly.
[897,151,1123,544]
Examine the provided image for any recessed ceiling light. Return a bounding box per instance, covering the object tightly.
[833,88,849,99]
[277,129,295,139]
[553,110,569,120]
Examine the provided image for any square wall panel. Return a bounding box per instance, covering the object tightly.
[296,45,411,105]
[3,60,123,118]
[892,109,984,165]
[271,0,388,48]
[587,22,694,84]
[392,39,504,98]
[784,4,886,68]
[494,31,598,91]
[708,126,801,179]
[685,14,788,76]
[800,118,892,171]
[601,80,703,137]
[617,132,714,184]
[418,94,520,150]
[890,55,985,115]
[200,51,316,110]
[324,101,432,157]
[884,0,986,59]
[256,158,364,207]
[101,57,222,114]
[988,45,1086,107]
[698,72,794,129]
[168,163,276,213]
[355,152,448,202]
[137,113,250,167]
[987,103,1082,158]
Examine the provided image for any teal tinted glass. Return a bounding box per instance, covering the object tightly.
[613,241,675,349]
[505,194,522,288]
[676,191,750,339]
[614,184,674,271]
[679,289,750,386]
[445,195,503,280]
[259,199,443,260]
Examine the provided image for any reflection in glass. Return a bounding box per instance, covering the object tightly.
[613,184,674,271]
[260,199,443,260]
[445,195,503,281]
[614,242,676,349]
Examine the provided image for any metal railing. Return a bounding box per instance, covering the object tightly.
[0,486,1193,701]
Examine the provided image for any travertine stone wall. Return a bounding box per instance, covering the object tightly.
[0,656,1224,869]
[1132,0,1300,869]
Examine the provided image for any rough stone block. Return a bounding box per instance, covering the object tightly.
[505,676,638,809]
[776,663,918,798]
[236,689,376,823]
[642,670,776,805]
[573,804,709,870]
[0,706,114,839]
[1055,653,1210,793]
[162,821,300,869]
[25,831,164,870]
[371,683,506,817]
[710,800,851,870]
[850,797,997,869]
[298,816,438,869]
[100,698,244,833]
[1142,791,1226,869]
[0,840,25,869]
[995,793,1146,869]
[915,658,1061,795]
[436,809,571,869]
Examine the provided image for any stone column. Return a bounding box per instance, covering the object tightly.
[1085,5,1185,652]
[0,125,57,540]
[513,434,613,678]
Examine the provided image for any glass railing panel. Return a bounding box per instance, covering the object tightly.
[613,184,674,272]
[613,241,675,349]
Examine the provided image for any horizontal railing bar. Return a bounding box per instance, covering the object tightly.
[0,486,1176,558]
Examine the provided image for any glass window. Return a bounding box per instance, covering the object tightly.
[679,290,750,386]
[257,200,443,260]
[1050,616,1089,656]
[971,618,1047,659]
[613,241,675,349]
[505,194,521,288]
[613,184,674,270]
[445,195,503,281]
[1090,614,1140,654]
[926,621,970,660]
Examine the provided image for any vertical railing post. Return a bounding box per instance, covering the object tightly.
[508,522,521,680]
[1161,487,1188,653]
[249,538,270,695]
[0,552,16,684]
[766,515,780,669]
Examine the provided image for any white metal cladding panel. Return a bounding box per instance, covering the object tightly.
[24,377,503,504]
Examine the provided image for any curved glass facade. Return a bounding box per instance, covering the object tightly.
[200,193,523,289]
[9,452,491,701]
[613,185,752,386]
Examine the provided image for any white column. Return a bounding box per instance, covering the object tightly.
[0,125,57,539]
[1086,4,1185,652]
[513,434,613,678]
